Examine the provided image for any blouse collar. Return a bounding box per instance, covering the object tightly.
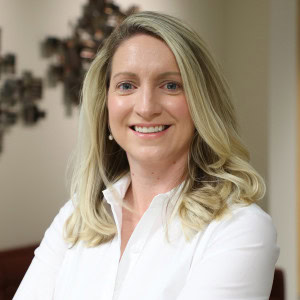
[102,173,184,209]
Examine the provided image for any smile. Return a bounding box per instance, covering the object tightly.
[130,125,171,133]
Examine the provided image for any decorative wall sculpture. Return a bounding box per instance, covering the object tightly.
[42,0,138,115]
[0,29,45,154]
[0,0,138,154]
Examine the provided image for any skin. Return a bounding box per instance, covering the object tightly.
[107,34,195,259]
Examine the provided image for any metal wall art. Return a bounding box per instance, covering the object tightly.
[42,0,138,115]
[0,29,45,154]
[0,0,138,154]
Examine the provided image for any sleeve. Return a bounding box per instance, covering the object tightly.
[13,200,75,300]
[176,207,280,300]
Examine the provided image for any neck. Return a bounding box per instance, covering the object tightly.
[124,154,188,216]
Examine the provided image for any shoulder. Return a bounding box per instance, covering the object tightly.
[206,203,278,249]
[35,198,77,257]
[190,202,280,274]
[45,198,76,233]
[179,203,279,299]
[57,199,76,220]
[13,199,77,299]
[226,203,276,233]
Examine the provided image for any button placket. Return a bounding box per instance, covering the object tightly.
[115,205,161,297]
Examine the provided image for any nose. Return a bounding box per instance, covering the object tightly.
[134,86,161,120]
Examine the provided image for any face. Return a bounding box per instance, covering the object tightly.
[107,34,195,166]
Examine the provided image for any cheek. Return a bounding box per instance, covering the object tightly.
[107,94,132,127]
[166,96,193,122]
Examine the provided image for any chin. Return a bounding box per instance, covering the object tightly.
[130,152,171,165]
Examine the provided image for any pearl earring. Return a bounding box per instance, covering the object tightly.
[108,134,113,140]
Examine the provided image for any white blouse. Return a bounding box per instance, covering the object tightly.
[14,174,280,300]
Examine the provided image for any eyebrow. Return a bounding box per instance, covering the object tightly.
[112,71,181,80]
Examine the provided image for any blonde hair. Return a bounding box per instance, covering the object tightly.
[64,11,265,246]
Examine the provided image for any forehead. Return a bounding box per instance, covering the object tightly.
[110,34,180,75]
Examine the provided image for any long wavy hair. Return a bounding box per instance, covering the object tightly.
[64,11,265,247]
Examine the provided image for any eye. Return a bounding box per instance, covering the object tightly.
[116,82,135,92]
[161,81,182,92]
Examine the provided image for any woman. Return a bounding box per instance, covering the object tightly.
[14,11,279,300]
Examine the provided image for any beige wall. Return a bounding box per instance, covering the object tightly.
[0,0,85,249]
[222,0,269,211]
[268,1,298,299]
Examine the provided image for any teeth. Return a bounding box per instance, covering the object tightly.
[134,125,167,133]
